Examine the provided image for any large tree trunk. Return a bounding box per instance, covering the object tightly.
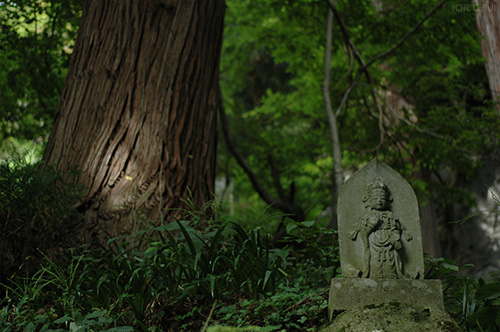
[43,0,225,237]
[473,0,500,105]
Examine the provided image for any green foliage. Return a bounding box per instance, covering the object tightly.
[0,0,82,147]
[0,215,338,331]
[150,219,338,331]
[1,205,499,331]
[1,253,134,331]
[0,155,85,283]
[139,220,291,300]
[426,255,500,332]
[465,279,500,331]
[214,281,328,331]
[220,0,499,220]
[207,327,273,332]
[219,0,332,220]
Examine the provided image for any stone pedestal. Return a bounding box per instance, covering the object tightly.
[322,301,462,332]
[328,278,444,320]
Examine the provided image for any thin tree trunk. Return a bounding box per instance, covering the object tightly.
[415,167,443,258]
[43,0,225,237]
[322,7,344,229]
[473,0,500,107]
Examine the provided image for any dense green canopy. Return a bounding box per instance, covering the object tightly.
[219,0,498,222]
[0,0,81,156]
[1,0,498,220]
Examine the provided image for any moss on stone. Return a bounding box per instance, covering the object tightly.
[321,302,462,332]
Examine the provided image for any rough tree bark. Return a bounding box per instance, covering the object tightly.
[473,0,500,106]
[43,0,225,237]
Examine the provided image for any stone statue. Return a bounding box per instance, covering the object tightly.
[326,159,461,331]
[349,177,412,278]
[337,159,424,279]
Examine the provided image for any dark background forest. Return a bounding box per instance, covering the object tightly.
[0,0,499,331]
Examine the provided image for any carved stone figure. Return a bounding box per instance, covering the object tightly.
[349,177,412,278]
[327,160,460,330]
[337,159,424,279]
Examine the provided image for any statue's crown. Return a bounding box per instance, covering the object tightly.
[367,176,388,195]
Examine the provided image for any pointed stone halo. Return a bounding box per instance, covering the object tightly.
[337,158,424,279]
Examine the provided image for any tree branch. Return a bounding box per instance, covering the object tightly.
[326,0,381,154]
[335,71,361,117]
[365,0,449,68]
[327,0,367,70]
[326,0,449,150]
[372,88,475,156]
[201,299,217,332]
[327,0,376,91]
[217,84,305,220]
[326,0,449,74]
[268,154,288,201]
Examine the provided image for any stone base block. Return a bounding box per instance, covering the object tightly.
[322,302,462,332]
[328,278,444,321]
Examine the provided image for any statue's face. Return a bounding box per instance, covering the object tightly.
[370,188,387,210]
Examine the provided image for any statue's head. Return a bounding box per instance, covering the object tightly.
[364,177,392,210]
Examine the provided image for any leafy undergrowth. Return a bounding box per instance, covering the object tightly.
[1,216,499,331]
[0,218,339,331]
[0,156,85,284]
[426,256,500,332]
[150,278,329,331]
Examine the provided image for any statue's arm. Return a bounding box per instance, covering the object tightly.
[398,219,413,242]
[349,215,369,240]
